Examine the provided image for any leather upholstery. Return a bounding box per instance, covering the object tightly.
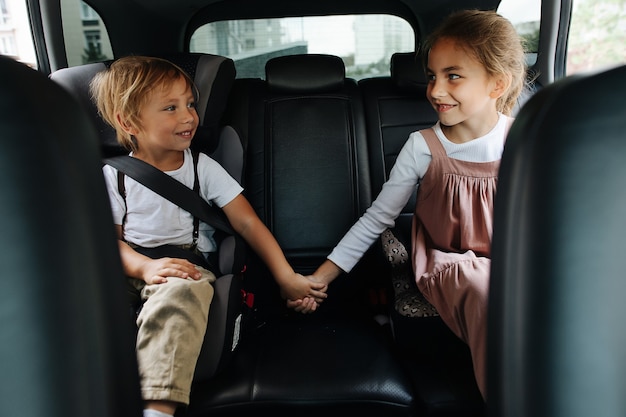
[266,53,345,93]
[248,53,371,271]
[391,51,429,90]
[0,55,142,417]
[489,64,626,417]
[359,52,437,230]
[190,320,414,417]
[187,54,414,416]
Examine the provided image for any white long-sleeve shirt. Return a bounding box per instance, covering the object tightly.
[327,113,511,272]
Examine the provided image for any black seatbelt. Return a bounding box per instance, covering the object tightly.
[104,154,235,235]
[103,153,246,273]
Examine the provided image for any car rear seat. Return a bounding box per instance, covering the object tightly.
[233,53,383,319]
[186,54,414,417]
[360,52,437,224]
[359,51,440,321]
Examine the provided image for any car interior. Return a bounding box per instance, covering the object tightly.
[0,0,624,416]
[487,63,626,417]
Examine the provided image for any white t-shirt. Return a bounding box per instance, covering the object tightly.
[327,113,511,272]
[102,148,243,253]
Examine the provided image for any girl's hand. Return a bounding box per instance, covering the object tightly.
[140,257,202,285]
[279,273,328,303]
[287,296,319,314]
[284,274,330,314]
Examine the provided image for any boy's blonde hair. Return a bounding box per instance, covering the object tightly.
[90,55,197,152]
[422,10,528,116]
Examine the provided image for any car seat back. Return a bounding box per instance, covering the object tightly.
[262,54,371,260]
[489,64,626,417]
[0,55,142,417]
[236,53,374,319]
[186,54,415,417]
[359,51,437,247]
[358,52,440,320]
[50,53,245,380]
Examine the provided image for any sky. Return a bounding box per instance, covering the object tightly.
[497,0,542,24]
[282,15,356,56]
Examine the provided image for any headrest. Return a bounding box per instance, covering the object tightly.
[266,54,345,93]
[390,52,428,91]
[49,62,117,153]
[50,53,235,157]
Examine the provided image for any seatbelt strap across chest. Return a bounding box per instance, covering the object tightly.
[104,152,236,236]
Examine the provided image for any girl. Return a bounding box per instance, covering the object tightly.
[293,10,527,399]
[91,56,327,417]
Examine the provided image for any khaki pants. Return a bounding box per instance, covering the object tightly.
[130,267,215,405]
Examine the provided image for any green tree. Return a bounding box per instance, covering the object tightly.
[82,43,107,64]
[521,30,540,54]
[567,0,626,74]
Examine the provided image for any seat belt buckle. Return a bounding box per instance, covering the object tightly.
[241,289,254,309]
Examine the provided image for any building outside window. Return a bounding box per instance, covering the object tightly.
[0,0,36,66]
[1,0,11,25]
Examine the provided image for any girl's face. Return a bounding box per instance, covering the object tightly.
[426,38,504,141]
[131,75,199,156]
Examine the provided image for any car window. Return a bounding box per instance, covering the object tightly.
[1,0,113,69]
[1,0,37,67]
[567,0,626,75]
[61,0,113,66]
[190,15,415,79]
[497,0,541,66]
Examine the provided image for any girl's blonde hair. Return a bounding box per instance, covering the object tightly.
[422,9,528,116]
[90,55,197,152]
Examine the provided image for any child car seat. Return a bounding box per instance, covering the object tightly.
[50,52,247,380]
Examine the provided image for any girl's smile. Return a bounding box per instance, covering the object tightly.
[434,103,456,113]
[426,37,503,142]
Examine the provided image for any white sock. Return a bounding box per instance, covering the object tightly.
[143,409,174,417]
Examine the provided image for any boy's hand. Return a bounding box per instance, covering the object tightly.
[140,257,203,285]
[279,273,328,303]
[285,274,329,314]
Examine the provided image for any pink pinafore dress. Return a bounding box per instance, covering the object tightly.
[411,128,500,398]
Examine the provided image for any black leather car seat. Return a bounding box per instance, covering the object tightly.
[0,55,142,417]
[489,64,626,417]
[359,51,439,320]
[186,54,414,417]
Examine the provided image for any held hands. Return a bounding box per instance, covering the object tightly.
[285,274,329,314]
[287,295,320,314]
[285,261,342,313]
[279,272,328,302]
[140,257,203,285]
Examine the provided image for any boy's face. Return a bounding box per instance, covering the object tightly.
[133,75,199,154]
